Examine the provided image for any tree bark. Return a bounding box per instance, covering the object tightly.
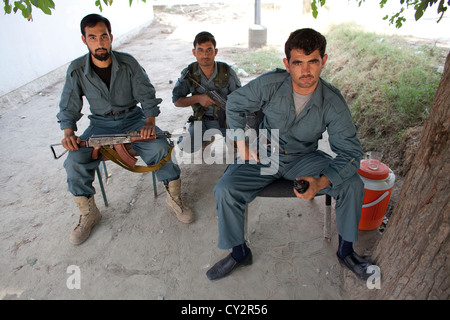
[370,52,450,299]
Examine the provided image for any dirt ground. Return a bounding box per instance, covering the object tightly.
[0,3,391,301]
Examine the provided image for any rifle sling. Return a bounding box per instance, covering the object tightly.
[113,144,138,167]
[99,144,174,173]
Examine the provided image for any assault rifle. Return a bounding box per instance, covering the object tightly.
[50,131,182,167]
[184,71,227,111]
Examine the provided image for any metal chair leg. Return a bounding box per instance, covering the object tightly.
[96,163,108,207]
[152,171,157,197]
[95,162,158,206]
[244,204,249,243]
[324,194,332,241]
[101,160,109,183]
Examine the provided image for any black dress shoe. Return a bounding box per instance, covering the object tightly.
[337,252,373,281]
[206,250,253,280]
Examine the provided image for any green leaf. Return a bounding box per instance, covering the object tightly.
[414,8,424,20]
[311,1,318,19]
[4,0,12,14]
[13,1,27,18]
[95,0,103,12]
[25,0,32,16]
[395,16,406,28]
[26,0,55,15]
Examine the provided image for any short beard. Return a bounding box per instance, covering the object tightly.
[91,48,111,61]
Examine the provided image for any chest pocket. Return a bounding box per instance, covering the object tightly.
[261,96,290,134]
[291,106,326,144]
[111,69,134,105]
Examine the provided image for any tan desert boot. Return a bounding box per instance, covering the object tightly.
[166,178,194,223]
[70,196,102,245]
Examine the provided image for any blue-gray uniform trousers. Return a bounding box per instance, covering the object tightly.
[179,119,226,153]
[64,108,180,197]
[213,150,364,248]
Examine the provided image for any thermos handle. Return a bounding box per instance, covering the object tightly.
[362,191,390,208]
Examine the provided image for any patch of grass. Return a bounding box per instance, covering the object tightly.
[231,46,285,75]
[322,23,446,152]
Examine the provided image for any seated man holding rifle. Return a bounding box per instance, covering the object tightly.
[172,31,241,153]
[57,14,193,245]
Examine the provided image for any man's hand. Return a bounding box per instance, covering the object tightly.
[174,94,214,108]
[140,116,156,138]
[236,140,259,162]
[196,94,215,107]
[293,175,331,200]
[61,128,81,151]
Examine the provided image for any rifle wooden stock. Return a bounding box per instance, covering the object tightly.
[51,131,175,167]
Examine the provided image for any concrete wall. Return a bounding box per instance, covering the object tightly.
[0,0,154,98]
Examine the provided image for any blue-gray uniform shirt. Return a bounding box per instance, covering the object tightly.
[172,61,241,117]
[226,68,364,187]
[57,51,162,131]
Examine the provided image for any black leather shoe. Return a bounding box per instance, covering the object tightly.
[337,252,373,281]
[206,250,253,280]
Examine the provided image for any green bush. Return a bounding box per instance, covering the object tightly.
[322,24,444,150]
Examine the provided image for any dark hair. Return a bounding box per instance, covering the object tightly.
[80,14,112,36]
[284,28,326,61]
[193,31,216,48]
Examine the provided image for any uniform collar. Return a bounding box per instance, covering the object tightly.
[83,50,119,77]
[309,78,324,108]
[284,75,324,109]
[195,61,218,81]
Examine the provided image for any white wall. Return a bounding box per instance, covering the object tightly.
[0,0,154,97]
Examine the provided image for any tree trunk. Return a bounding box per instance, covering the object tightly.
[370,52,450,299]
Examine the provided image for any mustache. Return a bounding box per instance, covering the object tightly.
[95,48,108,53]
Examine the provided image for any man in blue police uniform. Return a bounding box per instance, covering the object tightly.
[57,14,193,245]
[207,28,372,281]
[172,31,241,153]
